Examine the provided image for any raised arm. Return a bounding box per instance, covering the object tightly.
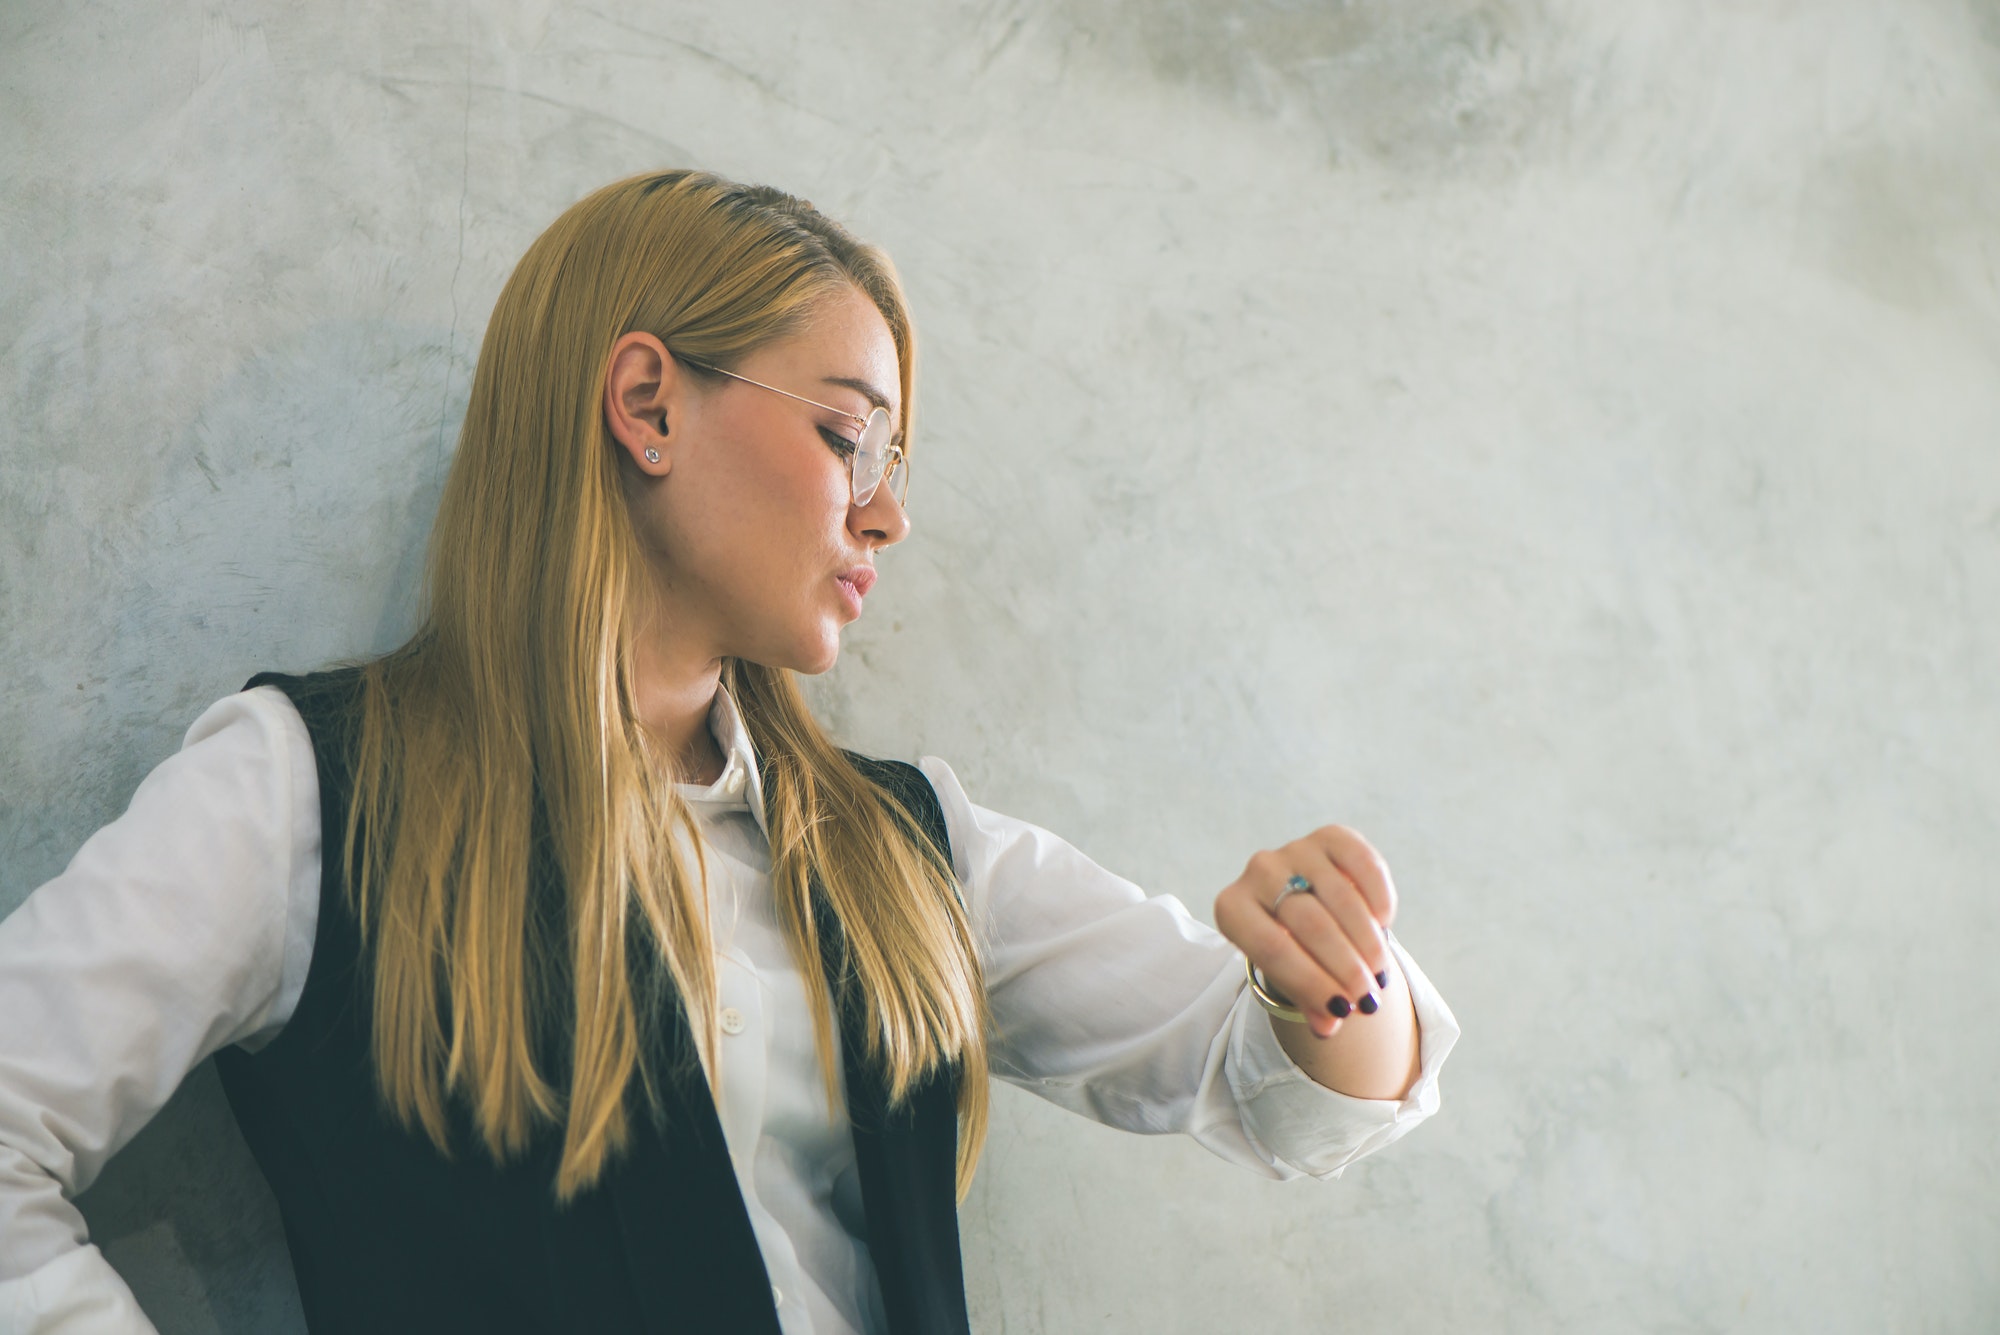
[916,756,1459,1182]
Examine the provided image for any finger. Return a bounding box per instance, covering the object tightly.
[1291,845,1392,991]
[1252,854,1379,997]
[1309,826,1397,928]
[1272,863,1382,1009]
[1226,897,1347,1032]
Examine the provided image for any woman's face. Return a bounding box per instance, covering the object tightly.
[612,284,910,675]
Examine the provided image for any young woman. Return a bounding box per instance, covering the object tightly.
[0,170,1459,1334]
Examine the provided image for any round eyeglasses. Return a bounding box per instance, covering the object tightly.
[675,356,908,508]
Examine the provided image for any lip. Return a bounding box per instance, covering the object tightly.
[834,566,875,617]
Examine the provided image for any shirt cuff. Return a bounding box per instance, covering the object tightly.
[1225,932,1460,1180]
[0,1245,157,1334]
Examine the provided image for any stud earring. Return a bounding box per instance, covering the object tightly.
[643,447,660,464]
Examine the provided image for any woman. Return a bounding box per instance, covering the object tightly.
[0,170,1458,1334]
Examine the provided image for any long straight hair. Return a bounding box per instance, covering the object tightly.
[344,171,989,1201]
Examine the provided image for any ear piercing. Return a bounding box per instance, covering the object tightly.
[644,448,660,464]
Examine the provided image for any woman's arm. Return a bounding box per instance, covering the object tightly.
[0,688,319,1334]
[917,756,1458,1181]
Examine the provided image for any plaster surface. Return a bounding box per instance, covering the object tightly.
[3,1,1998,1330]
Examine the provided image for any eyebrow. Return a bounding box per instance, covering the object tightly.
[821,376,894,416]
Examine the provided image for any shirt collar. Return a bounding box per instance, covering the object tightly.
[675,682,769,838]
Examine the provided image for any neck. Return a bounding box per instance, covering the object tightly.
[628,626,728,786]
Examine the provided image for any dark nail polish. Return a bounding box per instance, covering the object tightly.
[1328,996,1352,1018]
[1357,992,1380,1015]
[1375,970,1390,990]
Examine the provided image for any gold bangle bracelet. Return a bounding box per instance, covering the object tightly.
[1244,957,1307,1024]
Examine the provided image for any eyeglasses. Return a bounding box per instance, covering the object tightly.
[676,356,908,508]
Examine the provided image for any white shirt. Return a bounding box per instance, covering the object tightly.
[0,686,1460,1334]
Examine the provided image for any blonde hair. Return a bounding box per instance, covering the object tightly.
[344,170,988,1200]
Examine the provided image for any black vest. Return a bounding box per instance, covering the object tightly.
[214,668,970,1335]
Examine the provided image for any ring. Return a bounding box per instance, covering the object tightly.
[1271,873,1313,913]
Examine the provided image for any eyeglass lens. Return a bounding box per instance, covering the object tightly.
[852,407,905,506]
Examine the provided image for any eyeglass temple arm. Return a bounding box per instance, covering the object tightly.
[674,355,868,429]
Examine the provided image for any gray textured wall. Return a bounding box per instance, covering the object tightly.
[5,1,1999,1331]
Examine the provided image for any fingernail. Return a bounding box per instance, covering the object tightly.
[1328,996,1352,1018]
[1375,970,1390,990]
[1356,992,1380,1015]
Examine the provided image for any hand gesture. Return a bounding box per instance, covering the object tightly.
[1212,826,1397,1041]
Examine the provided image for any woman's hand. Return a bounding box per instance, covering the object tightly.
[1212,826,1397,1041]
[1213,825,1422,1099]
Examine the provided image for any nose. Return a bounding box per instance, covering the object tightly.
[850,482,911,548]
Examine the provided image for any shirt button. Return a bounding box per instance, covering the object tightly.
[719,1006,746,1036]
[722,768,745,796]
[772,1284,784,1308]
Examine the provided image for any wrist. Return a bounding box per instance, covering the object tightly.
[1243,957,1308,1024]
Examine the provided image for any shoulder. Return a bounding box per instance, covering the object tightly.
[241,664,369,730]
[842,751,931,798]
[178,680,315,782]
[841,751,949,852]
[236,663,379,786]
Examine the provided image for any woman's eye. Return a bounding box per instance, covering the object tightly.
[819,428,859,457]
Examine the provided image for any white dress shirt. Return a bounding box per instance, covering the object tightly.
[0,685,1460,1334]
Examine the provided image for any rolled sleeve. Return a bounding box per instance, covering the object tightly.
[1224,933,1459,1179]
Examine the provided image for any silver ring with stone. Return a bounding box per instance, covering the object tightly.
[1271,874,1314,913]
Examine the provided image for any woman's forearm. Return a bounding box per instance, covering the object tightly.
[1269,952,1421,1102]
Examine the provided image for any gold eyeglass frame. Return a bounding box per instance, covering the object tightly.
[676,355,909,508]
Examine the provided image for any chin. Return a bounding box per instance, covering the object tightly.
[797,640,843,676]
[763,628,843,677]
[736,609,846,677]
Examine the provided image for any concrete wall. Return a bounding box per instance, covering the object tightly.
[5,1,1998,1329]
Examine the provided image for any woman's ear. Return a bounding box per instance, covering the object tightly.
[603,331,678,474]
